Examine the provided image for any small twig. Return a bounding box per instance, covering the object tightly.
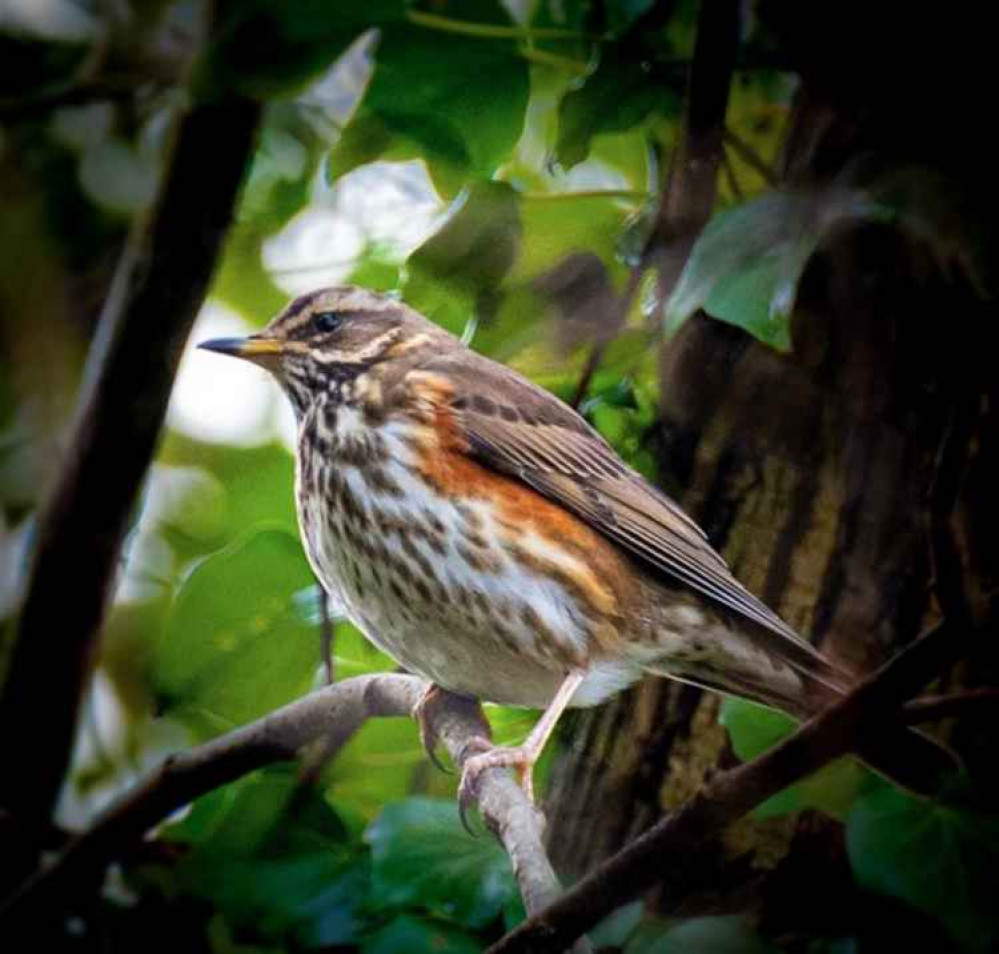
[722,127,779,187]
[405,9,590,41]
[902,688,999,723]
[571,344,607,410]
[318,585,335,686]
[519,190,650,203]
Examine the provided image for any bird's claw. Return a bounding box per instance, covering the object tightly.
[457,741,537,835]
[456,736,494,835]
[412,684,452,774]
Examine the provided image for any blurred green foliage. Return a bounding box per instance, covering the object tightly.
[0,0,993,951]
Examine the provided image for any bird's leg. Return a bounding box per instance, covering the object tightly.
[458,670,585,814]
[412,682,453,773]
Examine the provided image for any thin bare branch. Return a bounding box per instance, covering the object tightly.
[0,675,584,950]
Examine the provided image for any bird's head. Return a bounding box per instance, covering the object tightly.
[199,286,443,415]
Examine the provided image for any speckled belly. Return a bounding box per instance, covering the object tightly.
[295,414,642,708]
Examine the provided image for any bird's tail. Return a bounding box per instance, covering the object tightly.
[650,666,961,798]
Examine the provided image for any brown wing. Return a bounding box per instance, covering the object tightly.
[421,352,833,673]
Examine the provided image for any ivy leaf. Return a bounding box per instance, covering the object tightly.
[663,189,892,351]
[362,915,482,954]
[154,529,317,736]
[329,1,529,189]
[366,797,517,929]
[720,697,869,820]
[847,784,999,951]
[556,44,681,168]
[158,436,298,535]
[167,766,365,947]
[554,2,682,169]
[403,181,521,335]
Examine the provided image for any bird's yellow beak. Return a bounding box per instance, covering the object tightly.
[198,335,284,362]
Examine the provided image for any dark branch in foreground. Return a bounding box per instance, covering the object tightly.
[487,617,974,954]
[0,675,588,951]
[0,93,261,828]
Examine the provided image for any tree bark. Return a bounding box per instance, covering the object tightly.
[543,64,997,946]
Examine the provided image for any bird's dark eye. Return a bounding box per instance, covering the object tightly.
[312,311,344,334]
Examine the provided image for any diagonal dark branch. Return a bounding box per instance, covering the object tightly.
[722,127,779,186]
[487,615,974,954]
[0,95,261,837]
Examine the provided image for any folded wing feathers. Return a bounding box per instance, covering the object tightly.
[436,358,834,678]
[462,413,832,660]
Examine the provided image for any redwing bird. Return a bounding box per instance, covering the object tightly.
[200,286,954,807]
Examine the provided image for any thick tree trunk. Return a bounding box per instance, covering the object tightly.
[544,84,997,941]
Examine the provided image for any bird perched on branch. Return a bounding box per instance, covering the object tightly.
[200,286,955,810]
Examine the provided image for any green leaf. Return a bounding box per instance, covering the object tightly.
[556,45,681,168]
[553,2,683,169]
[194,0,407,101]
[403,181,521,334]
[720,696,797,761]
[847,784,999,951]
[627,916,779,954]
[513,192,633,287]
[155,528,317,735]
[167,766,365,947]
[329,1,529,187]
[366,797,517,929]
[589,901,645,948]
[362,915,482,954]
[664,190,892,351]
[158,436,298,535]
[720,698,869,820]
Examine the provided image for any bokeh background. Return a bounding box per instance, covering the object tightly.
[2,0,997,951]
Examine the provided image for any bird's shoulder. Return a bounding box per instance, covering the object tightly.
[400,348,712,553]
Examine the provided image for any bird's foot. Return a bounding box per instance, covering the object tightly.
[411,683,452,774]
[457,738,540,833]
